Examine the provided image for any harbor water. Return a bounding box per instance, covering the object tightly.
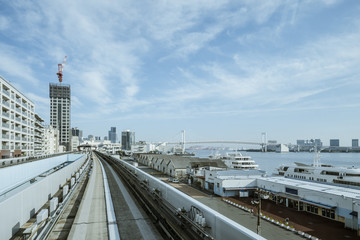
[191,150,360,175]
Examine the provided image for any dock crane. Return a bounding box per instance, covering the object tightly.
[56,56,67,83]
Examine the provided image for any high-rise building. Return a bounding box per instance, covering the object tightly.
[71,127,83,142]
[49,83,71,150]
[352,139,359,147]
[108,127,117,143]
[330,139,340,147]
[121,130,135,150]
[1,75,35,158]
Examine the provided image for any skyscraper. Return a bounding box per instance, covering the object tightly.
[108,127,117,143]
[121,130,135,150]
[49,83,71,150]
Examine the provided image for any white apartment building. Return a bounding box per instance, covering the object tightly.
[71,136,79,151]
[43,125,59,154]
[34,114,44,156]
[1,76,35,158]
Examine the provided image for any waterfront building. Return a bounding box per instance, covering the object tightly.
[204,169,265,197]
[1,75,35,158]
[276,144,289,153]
[352,139,359,148]
[108,127,117,143]
[121,130,135,150]
[34,114,44,156]
[296,139,323,151]
[330,139,340,147]
[131,141,156,153]
[49,83,71,150]
[43,125,59,154]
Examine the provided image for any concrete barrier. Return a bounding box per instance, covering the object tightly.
[0,154,86,240]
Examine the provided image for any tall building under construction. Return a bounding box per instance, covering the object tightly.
[49,83,71,150]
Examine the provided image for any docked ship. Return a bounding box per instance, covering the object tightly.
[276,152,360,187]
[210,151,259,170]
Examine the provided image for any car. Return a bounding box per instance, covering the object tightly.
[168,177,173,182]
[172,178,179,183]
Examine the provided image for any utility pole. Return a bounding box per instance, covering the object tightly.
[257,192,261,235]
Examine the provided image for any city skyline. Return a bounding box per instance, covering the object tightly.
[1,1,360,145]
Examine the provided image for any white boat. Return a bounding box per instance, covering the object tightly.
[210,151,259,170]
[276,152,360,187]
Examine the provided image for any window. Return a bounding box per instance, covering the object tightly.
[285,187,298,195]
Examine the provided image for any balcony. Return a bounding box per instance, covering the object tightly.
[2,89,10,96]
[1,145,9,150]
[16,108,21,113]
[16,117,21,122]
[2,112,10,118]
[15,127,21,131]
[2,134,9,139]
[2,100,10,107]
[15,136,20,141]
[2,122,10,128]
[22,120,27,124]
[16,99,21,104]
[15,146,21,150]
[22,129,27,133]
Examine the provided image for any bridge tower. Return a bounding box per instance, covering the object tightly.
[261,132,267,152]
[181,130,186,154]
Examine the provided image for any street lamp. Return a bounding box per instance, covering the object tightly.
[251,189,269,235]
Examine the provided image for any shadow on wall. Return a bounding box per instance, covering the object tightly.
[12,222,20,235]
[30,208,35,218]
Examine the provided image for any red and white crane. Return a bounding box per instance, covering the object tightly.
[56,56,67,83]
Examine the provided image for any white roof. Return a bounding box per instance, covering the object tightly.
[259,176,360,200]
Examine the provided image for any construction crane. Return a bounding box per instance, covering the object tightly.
[56,56,67,83]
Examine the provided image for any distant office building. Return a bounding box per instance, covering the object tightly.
[352,139,359,147]
[95,136,101,141]
[330,139,340,147]
[49,83,71,151]
[104,136,108,140]
[296,140,305,145]
[108,127,117,143]
[121,130,135,150]
[1,76,35,158]
[71,127,83,140]
[296,139,323,151]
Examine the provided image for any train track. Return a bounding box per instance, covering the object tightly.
[94,151,210,240]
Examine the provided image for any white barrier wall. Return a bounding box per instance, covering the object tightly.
[0,154,86,240]
[118,159,264,240]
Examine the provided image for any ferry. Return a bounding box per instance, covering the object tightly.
[210,151,259,170]
[276,152,360,187]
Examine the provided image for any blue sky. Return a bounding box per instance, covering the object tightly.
[1,0,360,146]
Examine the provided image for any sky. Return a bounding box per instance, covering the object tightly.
[1,0,360,146]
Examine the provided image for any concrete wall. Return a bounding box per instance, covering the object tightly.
[0,154,86,240]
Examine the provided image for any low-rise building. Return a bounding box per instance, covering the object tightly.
[131,141,156,153]
[204,169,266,197]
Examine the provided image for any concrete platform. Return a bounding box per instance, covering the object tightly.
[67,158,108,240]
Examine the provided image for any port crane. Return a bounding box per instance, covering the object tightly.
[56,56,67,83]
